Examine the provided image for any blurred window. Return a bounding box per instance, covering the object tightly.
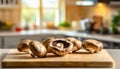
[42,0,59,25]
[21,0,60,28]
[21,0,40,27]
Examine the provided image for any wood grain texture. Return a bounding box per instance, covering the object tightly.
[2,49,115,68]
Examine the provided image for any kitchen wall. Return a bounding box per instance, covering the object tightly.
[65,0,120,28]
[0,0,21,26]
[0,0,120,29]
[66,0,82,22]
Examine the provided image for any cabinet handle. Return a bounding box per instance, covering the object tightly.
[21,38,29,41]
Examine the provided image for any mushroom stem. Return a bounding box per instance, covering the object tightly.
[56,43,64,50]
[87,48,95,53]
[28,50,36,57]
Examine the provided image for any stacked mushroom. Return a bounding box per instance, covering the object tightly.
[17,39,47,58]
[17,37,103,58]
[83,39,103,53]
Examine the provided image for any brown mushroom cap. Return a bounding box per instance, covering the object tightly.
[42,37,55,53]
[66,38,82,52]
[83,39,103,53]
[17,39,32,52]
[49,38,73,56]
[29,40,47,58]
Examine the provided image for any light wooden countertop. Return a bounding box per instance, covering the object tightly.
[0,49,120,69]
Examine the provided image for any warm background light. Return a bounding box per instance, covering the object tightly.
[93,2,110,28]
[95,3,107,15]
[97,3,104,8]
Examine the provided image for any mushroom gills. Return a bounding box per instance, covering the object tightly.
[49,39,73,56]
[52,40,70,49]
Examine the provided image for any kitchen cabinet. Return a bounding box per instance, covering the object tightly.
[3,35,43,48]
[3,34,65,48]
[0,37,2,48]
[3,36,20,48]
[0,30,119,49]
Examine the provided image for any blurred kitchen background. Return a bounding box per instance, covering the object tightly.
[0,0,120,49]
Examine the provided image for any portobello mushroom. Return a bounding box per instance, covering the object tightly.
[17,39,35,57]
[66,37,82,53]
[17,39,31,52]
[29,40,47,58]
[83,39,103,53]
[42,37,55,53]
[49,38,73,56]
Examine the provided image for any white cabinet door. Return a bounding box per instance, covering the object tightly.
[3,35,43,48]
[0,37,2,48]
[3,34,65,48]
[3,36,22,48]
[38,34,65,41]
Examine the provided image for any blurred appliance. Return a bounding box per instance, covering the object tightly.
[98,0,120,5]
[110,0,120,5]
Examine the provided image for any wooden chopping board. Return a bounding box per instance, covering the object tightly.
[2,49,115,68]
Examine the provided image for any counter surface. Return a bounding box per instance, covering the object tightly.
[0,49,120,69]
[0,30,120,43]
